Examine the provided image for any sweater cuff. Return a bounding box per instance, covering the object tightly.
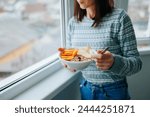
[109,54,125,75]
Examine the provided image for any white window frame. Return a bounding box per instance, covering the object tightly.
[61,0,73,47]
[0,0,69,99]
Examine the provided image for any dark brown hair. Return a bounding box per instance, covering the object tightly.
[74,0,114,27]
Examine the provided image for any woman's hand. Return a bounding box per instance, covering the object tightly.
[94,50,114,70]
[61,62,76,72]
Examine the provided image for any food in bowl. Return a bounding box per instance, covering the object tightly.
[58,48,78,61]
[58,46,95,70]
[58,46,95,61]
[71,55,91,62]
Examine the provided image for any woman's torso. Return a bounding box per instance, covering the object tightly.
[68,8,127,84]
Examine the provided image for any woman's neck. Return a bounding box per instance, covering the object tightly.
[86,5,96,19]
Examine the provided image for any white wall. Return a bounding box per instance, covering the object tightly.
[127,54,150,100]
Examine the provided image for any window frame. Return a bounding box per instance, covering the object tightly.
[61,0,73,47]
[0,0,68,99]
[127,0,150,43]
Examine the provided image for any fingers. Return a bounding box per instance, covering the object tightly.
[95,50,114,70]
[96,62,112,70]
[94,51,112,63]
[66,65,76,72]
[92,54,102,60]
[64,64,67,68]
[93,50,111,59]
[61,62,76,72]
[95,57,113,62]
[97,66,109,71]
[65,65,76,72]
[69,68,76,72]
[97,50,103,54]
[96,62,111,69]
[99,51,112,59]
[61,62,67,68]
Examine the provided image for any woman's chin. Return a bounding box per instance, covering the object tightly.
[79,5,87,9]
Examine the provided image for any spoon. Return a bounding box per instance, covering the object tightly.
[101,47,109,54]
[91,47,109,59]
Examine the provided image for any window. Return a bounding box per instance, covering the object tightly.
[128,0,150,39]
[0,0,61,83]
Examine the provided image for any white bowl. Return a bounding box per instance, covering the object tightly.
[59,56,92,70]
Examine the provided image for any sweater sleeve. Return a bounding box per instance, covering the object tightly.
[109,11,142,76]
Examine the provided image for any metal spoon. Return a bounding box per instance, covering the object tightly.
[91,47,109,59]
[101,47,109,54]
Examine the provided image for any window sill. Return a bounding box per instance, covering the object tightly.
[0,54,62,100]
[138,46,150,55]
[137,37,150,55]
[1,45,150,100]
[12,68,81,100]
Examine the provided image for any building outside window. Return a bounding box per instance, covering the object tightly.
[128,0,150,38]
[0,0,61,82]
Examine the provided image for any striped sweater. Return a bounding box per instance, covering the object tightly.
[66,8,142,84]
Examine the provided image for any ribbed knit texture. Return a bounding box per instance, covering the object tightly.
[66,8,142,84]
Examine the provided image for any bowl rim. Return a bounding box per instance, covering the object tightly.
[58,56,93,63]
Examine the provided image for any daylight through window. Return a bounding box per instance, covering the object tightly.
[128,0,150,38]
[0,0,61,82]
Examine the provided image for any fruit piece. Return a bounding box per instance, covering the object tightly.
[58,48,65,52]
[58,48,78,61]
[61,56,74,61]
[77,46,93,58]
[72,50,78,57]
[61,52,73,56]
[61,50,75,56]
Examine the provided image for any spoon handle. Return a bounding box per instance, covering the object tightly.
[101,47,109,54]
[91,47,109,59]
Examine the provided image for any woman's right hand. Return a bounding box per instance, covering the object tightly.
[61,62,76,72]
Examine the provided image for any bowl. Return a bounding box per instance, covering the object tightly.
[59,55,93,70]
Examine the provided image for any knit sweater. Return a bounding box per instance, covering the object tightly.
[66,8,142,84]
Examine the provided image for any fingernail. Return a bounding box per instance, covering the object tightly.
[93,54,102,59]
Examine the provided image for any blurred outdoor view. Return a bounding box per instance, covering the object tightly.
[128,0,150,38]
[0,0,61,81]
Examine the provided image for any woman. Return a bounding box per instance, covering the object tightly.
[65,0,142,100]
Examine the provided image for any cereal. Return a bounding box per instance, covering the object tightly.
[71,55,91,62]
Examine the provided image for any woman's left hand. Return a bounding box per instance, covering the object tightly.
[94,50,114,70]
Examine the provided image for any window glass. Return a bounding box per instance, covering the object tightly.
[128,0,150,38]
[0,0,61,81]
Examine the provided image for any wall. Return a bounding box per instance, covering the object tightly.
[52,75,81,100]
[127,54,150,100]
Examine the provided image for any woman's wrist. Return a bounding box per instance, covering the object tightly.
[108,54,115,70]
